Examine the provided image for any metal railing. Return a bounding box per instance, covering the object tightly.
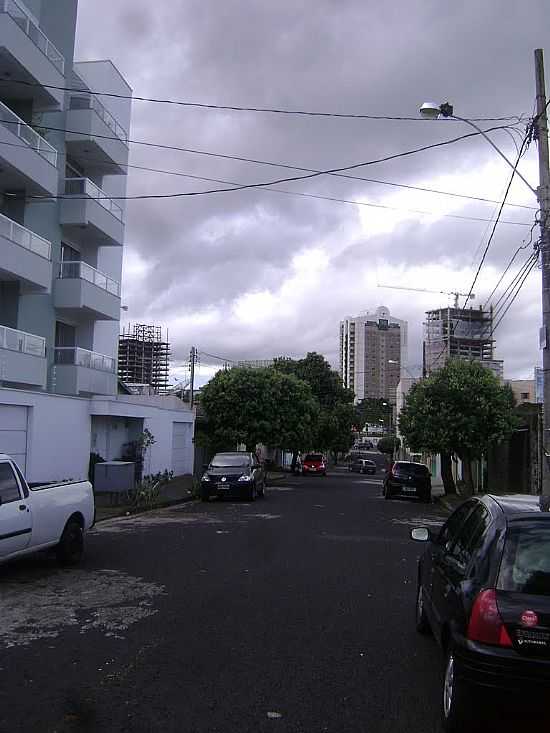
[0,325,46,357]
[2,0,65,73]
[69,93,128,144]
[0,211,51,259]
[59,261,120,296]
[0,99,57,166]
[54,346,116,373]
[64,177,124,222]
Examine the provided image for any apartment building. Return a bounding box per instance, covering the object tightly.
[340,306,408,404]
[0,0,194,481]
[423,306,503,379]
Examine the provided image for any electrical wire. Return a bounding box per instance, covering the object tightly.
[0,77,525,123]
[10,124,536,204]
[491,254,539,333]
[492,250,539,319]
[198,350,237,364]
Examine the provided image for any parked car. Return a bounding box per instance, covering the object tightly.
[348,457,377,475]
[411,494,550,730]
[301,453,327,476]
[0,454,95,566]
[201,452,265,501]
[384,461,431,502]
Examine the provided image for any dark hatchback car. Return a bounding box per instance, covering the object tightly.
[200,452,265,501]
[384,461,431,502]
[348,457,376,475]
[411,495,550,730]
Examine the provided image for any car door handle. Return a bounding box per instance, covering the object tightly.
[19,505,27,511]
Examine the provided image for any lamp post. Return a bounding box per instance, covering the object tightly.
[420,52,550,493]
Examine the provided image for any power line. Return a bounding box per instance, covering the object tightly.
[491,254,539,333]
[0,77,525,123]
[484,217,539,307]
[492,250,539,319]
[12,124,537,204]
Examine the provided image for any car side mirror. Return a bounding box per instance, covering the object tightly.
[410,527,431,542]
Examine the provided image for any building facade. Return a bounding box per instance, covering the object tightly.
[423,306,503,379]
[340,306,408,404]
[0,1,194,480]
[506,379,536,405]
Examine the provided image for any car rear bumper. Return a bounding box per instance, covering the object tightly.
[456,639,550,696]
[201,481,251,498]
[385,479,430,498]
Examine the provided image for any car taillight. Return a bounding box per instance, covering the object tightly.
[467,589,513,647]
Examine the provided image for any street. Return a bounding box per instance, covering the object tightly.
[0,470,497,732]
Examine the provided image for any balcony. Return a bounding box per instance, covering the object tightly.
[53,347,117,396]
[0,325,46,388]
[66,94,129,176]
[54,261,121,321]
[0,212,51,289]
[0,0,65,107]
[60,178,124,247]
[0,100,58,195]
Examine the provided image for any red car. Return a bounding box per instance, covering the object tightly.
[301,453,327,476]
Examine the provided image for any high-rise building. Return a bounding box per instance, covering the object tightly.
[340,306,408,404]
[0,0,131,397]
[423,306,503,379]
[118,325,170,394]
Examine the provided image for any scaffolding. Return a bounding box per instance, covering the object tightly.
[423,306,502,377]
[118,324,170,394]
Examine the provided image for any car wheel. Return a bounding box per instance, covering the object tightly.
[415,581,431,634]
[442,650,471,732]
[56,519,84,566]
[246,483,255,501]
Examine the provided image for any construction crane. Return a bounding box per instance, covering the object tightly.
[378,284,475,309]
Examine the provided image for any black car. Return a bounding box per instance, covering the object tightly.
[411,495,550,730]
[384,461,431,502]
[348,457,377,475]
[200,452,265,501]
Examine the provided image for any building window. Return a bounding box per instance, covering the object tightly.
[521,392,530,400]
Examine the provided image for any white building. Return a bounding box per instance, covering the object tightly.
[0,0,194,480]
[340,306,408,404]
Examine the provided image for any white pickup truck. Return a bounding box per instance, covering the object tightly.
[0,454,95,565]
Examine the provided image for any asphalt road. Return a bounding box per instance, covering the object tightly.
[0,469,499,732]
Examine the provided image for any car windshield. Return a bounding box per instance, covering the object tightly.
[210,454,250,468]
[305,454,323,462]
[498,521,550,596]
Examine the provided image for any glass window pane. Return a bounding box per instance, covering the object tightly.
[0,463,21,504]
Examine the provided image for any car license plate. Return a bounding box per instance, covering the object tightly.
[402,487,416,494]
[217,482,229,490]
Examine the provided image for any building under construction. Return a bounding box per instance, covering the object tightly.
[423,306,503,379]
[118,324,170,394]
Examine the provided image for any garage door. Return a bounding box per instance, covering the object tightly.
[171,422,190,476]
[0,405,28,473]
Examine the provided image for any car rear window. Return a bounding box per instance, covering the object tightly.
[395,463,429,475]
[498,521,550,596]
[305,454,324,462]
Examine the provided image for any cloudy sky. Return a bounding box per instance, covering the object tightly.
[75,1,548,387]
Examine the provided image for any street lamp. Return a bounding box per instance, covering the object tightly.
[418,102,537,197]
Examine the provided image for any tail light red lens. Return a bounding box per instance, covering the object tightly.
[467,589,513,647]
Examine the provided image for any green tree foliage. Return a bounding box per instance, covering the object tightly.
[355,398,393,431]
[399,360,517,495]
[273,353,355,458]
[201,367,319,453]
[377,436,401,457]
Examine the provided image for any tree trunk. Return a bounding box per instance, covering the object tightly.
[461,455,474,496]
[291,450,298,474]
[440,452,457,495]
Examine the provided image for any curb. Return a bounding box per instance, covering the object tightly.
[95,494,196,523]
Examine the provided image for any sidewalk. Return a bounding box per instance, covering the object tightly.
[94,475,194,522]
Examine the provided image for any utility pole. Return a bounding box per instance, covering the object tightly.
[189,346,198,409]
[535,49,550,494]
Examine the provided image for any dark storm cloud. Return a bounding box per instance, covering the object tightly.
[75,0,548,374]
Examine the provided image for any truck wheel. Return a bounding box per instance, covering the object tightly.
[56,519,84,566]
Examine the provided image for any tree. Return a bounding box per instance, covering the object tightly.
[200,367,319,455]
[273,353,355,461]
[399,360,517,496]
[377,436,401,459]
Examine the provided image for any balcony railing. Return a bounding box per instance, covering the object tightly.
[54,347,116,373]
[64,177,123,222]
[59,261,120,296]
[0,325,45,357]
[0,100,57,166]
[0,211,51,260]
[69,93,128,144]
[1,0,65,72]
